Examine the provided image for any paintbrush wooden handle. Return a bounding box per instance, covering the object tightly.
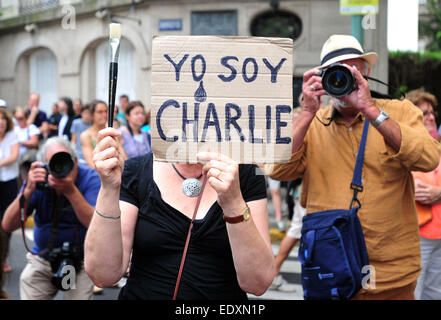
[108,62,118,127]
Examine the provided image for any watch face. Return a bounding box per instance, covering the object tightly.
[243,207,251,221]
[373,109,389,127]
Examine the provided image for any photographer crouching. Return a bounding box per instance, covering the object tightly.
[1,137,100,299]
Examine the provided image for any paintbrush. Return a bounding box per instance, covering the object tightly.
[108,23,121,127]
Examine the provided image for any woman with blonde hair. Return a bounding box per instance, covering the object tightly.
[406,88,440,141]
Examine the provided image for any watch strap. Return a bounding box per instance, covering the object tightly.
[372,109,389,128]
[223,206,250,224]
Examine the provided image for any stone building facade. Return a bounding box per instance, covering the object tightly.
[0,0,388,115]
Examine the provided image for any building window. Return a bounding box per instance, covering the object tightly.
[30,48,57,115]
[95,38,136,103]
[251,10,302,41]
[191,11,238,35]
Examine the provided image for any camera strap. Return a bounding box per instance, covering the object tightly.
[20,193,35,255]
[19,188,67,257]
[364,75,406,99]
[40,191,68,257]
[18,180,38,255]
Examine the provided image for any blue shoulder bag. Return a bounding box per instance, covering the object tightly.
[298,119,370,300]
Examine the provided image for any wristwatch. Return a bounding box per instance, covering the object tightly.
[372,109,390,128]
[223,206,251,224]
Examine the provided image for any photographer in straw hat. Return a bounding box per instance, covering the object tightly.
[267,34,441,299]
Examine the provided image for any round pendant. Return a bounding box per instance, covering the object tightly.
[182,178,202,197]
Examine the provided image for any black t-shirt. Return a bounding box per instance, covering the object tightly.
[48,113,62,137]
[118,152,266,300]
[27,108,48,128]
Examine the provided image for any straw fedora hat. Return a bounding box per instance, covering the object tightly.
[317,34,378,70]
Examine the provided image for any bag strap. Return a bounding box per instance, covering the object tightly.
[172,175,208,300]
[349,119,370,209]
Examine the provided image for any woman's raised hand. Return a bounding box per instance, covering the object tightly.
[93,127,125,189]
[197,152,246,217]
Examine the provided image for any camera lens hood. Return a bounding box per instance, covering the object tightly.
[321,64,356,98]
[49,151,74,178]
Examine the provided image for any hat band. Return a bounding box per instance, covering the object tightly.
[321,47,364,66]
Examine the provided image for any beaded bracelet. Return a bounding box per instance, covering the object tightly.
[94,207,121,220]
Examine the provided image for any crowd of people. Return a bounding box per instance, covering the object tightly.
[1,34,441,301]
[0,93,151,299]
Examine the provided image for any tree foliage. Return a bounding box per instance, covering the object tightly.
[389,51,441,123]
[420,0,441,51]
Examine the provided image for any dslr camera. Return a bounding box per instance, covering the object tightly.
[317,63,357,98]
[48,242,83,291]
[37,151,75,190]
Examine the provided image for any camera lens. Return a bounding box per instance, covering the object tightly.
[48,152,74,178]
[321,64,356,98]
[328,71,348,89]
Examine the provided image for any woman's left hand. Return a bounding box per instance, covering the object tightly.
[197,152,246,217]
[415,179,441,205]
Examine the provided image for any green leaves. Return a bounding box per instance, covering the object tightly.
[420,0,441,51]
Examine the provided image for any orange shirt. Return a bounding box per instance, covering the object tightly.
[268,99,441,294]
[413,160,441,239]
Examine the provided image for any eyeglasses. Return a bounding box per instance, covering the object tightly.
[15,117,25,121]
[423,110,438,117]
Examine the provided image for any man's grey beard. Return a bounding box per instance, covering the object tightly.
[332,98,349,108]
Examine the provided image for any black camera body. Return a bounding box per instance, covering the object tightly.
[317,63,357,98]
[36,163,50,189]
[36,151,75,190]
[48,242,83,291]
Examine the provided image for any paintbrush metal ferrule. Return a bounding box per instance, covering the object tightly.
[109,37,120,63]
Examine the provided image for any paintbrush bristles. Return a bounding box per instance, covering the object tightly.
[109,23,121,39]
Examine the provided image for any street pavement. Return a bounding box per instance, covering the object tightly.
[2,191,303,300]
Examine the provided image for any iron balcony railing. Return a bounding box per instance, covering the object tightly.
[19,0,60,15]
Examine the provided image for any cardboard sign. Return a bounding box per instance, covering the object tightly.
[151,36,293,164]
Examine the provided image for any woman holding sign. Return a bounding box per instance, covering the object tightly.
[84,127,275,299]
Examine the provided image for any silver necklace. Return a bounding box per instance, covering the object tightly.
[171,164,203,197]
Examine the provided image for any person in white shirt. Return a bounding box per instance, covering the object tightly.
[0,108,19,273]
[13,107,40,185]
[13,108,40,160]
